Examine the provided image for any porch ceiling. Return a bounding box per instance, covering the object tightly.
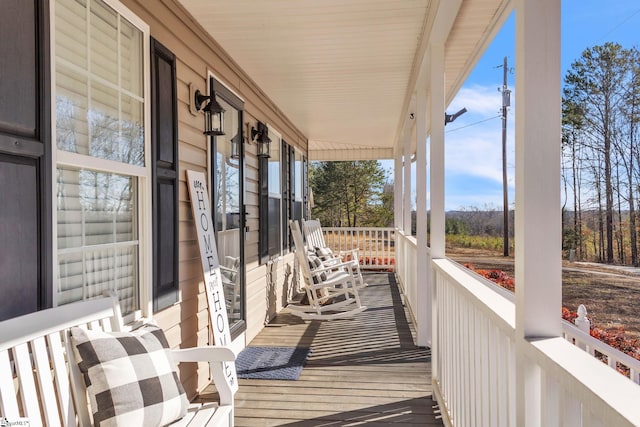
[176,0,511,161]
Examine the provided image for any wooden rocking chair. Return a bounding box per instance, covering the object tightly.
[288,220,367,320]
[302,218,367,289]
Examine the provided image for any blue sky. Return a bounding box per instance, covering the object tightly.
[396,1,640,211]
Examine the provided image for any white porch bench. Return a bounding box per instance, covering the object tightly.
[0,293,236,426]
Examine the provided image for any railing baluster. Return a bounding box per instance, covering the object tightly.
[468,306,476,426]
[461,294,469,427]
[562,392,581,427]
[496,329,509,426]
[473,309,481,425]
[456,289,463,425]
[488,324,498,426]
[542,370,560,426]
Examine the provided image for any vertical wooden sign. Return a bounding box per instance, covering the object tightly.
[186,170,238,392]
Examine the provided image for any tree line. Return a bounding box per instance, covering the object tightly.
[309,160,393,228]
[562,42,640,265]
[309,158,514,239]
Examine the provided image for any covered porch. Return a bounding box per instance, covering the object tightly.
[180,0,640,423]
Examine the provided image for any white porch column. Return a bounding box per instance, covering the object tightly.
[428,42,445,373]
[394,147,403,231]
[514,0,561,425]
[415,85,430,347]
[429,42,446,260]
[403,130,412,235]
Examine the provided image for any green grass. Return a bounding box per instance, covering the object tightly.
[446,234,511,252]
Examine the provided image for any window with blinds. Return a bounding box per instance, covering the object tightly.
[54,0,149,316]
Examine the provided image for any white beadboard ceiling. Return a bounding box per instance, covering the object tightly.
[177,0,510,160]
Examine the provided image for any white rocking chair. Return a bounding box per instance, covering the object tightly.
[288,220,367,320]
[302,218,367,289]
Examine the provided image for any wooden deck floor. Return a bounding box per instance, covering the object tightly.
[205,273,444,426]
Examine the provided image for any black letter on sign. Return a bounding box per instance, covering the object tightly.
[196,189,206,210]
[212,288,223,312]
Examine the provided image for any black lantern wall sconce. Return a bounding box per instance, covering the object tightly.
[194,89,225,136]
[230,133,242,159]
[251,121,271,158]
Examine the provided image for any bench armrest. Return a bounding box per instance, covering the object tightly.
[171,346,236,363]
[171,346,237,407]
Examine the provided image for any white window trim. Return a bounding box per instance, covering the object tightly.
[50,0,152,322]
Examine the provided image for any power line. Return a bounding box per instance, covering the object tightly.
[445,115,501,133]
[595,7,640,44]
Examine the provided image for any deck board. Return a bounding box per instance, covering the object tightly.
[202,273,443,426]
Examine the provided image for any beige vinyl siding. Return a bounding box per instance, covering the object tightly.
[116,0,307,397]
[243,254,298,344]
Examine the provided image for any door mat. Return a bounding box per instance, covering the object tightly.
[236,346,311,380]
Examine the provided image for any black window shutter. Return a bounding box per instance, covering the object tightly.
[290,148,296,245]
[303,156,308,220]
[0,155,40,320]
[150,38,179,312]
[258,155,269,264]
[0,0,51,320]
[282,142,291,250]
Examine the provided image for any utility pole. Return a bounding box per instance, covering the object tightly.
[500,56,511,257]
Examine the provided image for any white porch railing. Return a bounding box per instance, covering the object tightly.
[432,258,516,426]
[459,263,640,385]
[321,227,395,271]
[432,258,640,426]
[562,320,640,384]
[332,227,640,423]
[395,231,418,326]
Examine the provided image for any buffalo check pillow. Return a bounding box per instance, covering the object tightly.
[307,254,328,283]
[314,246,334,261]
[70,324,189,427]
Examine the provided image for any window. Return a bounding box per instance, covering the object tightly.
[209,78,245,330]
[282,145,304,250]
[260,138,306,258]
[53,0,149,318]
